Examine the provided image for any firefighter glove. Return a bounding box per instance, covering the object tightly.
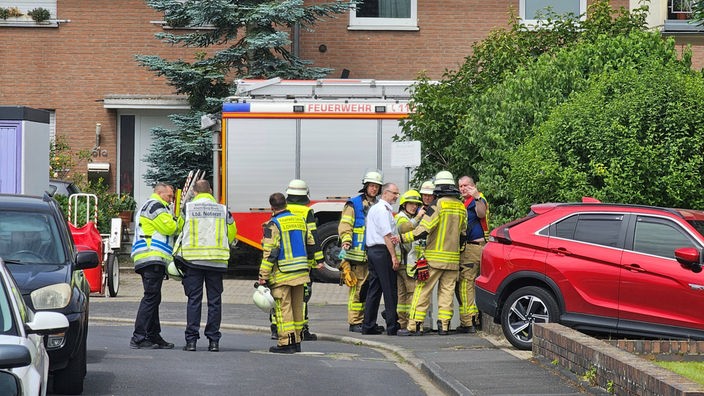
[416,258,429,282]
[339,260,357,287]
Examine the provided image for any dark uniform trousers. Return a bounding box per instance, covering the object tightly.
[133,263,165,343]
[363,245,399,334]
[182,266,224,343]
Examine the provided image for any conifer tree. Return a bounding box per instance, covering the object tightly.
[138,0,348,186]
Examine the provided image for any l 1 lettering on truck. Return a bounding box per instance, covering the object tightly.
[219,78,415,282]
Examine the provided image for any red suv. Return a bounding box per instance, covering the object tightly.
[475,200,704,350]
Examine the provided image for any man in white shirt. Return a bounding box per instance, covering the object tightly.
[362,183,401,335]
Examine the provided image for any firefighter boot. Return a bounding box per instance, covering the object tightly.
[437,320,449,336]
[270,333,296,354]
[302,325,317,341]
[270,324,278,340]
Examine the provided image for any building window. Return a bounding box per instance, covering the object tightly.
[0,1,58,27]
[520,0,586,26]
[349,0,418,31]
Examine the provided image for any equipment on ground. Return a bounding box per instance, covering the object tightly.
[253,283,276,312]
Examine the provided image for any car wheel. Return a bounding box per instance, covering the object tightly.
[500,286,559,350]
[51,336,86,395]
[107,253,120,297]
[311,222,342,283]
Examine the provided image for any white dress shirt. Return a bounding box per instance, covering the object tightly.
[365,199,396,247]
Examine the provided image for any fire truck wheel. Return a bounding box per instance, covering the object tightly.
[312,222,342,283]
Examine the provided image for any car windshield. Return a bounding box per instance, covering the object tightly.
[0,211,66,264]
[688,220,704,238]
[0,273,18,336]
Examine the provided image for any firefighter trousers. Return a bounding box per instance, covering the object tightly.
[271,284,304,346]
[347,261,369,325]
[407,267,458,332]
[396,271,416,330]
[457,243,482,327]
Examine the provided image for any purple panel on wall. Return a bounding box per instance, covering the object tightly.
[0,121,22,194]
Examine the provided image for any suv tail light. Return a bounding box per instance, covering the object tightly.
[490,227,512,244]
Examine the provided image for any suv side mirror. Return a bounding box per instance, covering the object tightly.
[75,250,99,270]
[675,247,703,273]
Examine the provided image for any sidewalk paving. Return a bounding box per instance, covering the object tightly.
[90,271,596,396]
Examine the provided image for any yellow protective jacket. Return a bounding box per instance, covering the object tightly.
[259,210,314,286]
[338,194,376,263]
[131,193,179,271]
[401,196,467,270]
[287,202,324,265]
[175,193,237,271]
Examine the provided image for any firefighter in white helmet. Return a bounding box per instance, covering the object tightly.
[394,189,425,330]
[278,179,324,341]
[397,171,467,336]
[259,192,321,353]
[338,170,383,333]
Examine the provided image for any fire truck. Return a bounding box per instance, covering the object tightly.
[220,78,415,282]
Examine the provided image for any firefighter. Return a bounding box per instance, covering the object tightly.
[456,175,488,333]
[394,189,425,330]
[397,171,467,336]
[259,193,321,353]
[130,182,178,349]
[175,179,237,352]
[339,170,383,333]
[269,179,324,341]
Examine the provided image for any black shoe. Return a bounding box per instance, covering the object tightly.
[208,340,219,352]
[362,326,384,335]
[348,324,363,333]
[183,341,197,351]
[437,320,449,335]
[302,328,318,341]
[150,336,175,349]
[295,343,301,352]
[396,329,420,336]
[130,339,158,349]
[269,344,296,354]
[381,310,387,320]
[456,325,477,334]
[270,324,278,340]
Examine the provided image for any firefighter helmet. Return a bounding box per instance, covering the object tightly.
[166,261,184,281]
[362,171,383,186]
[286,179,309,196]
[419,181,435,195]
[399,190,422,207]
[434,171,455,186]
[253,284,275,313]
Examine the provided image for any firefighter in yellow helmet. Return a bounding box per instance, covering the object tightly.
[259,192,322,353]
[394,189,425,330]
[285,179,323,341]
[338,170,383,333]
[397,171,467,336]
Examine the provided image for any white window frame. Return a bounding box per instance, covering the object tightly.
[0,1,58,27]
[519,0,587,27]
[348,0,418,31]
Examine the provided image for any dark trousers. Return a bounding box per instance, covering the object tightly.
[363,245,399,334]
[182,266,224,342]
[133,263,165,342]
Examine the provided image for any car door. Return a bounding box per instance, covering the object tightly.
[618,214,704,334]
[544,212,625,326]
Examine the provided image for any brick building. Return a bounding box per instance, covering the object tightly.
[0,0,699,203]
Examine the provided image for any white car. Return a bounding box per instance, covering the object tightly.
[0,259,68,396]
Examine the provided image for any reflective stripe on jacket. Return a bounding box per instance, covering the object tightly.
[131,194,178,270]
[287,203,323,263]
[338,194,368,262]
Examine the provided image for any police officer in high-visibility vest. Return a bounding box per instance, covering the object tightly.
[259,192,322,353]
[175,180,237,352]
[394,189,425,330]
[268,179,324,341]
[456,175,488,333]
[130,182,178,349]
[397,171,467,336]
[338,171,383,333]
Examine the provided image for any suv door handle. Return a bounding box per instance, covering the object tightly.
[551,247,570,256]
[625,264,646,273]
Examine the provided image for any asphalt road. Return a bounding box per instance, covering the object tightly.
[64,323,438,396]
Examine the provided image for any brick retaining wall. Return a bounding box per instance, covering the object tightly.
[533,323,704,396]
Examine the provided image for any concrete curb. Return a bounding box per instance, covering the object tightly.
[92,316,460,395]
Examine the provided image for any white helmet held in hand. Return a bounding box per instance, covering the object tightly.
[253,284,275,313]
[286,179,309,196]
[167,261,184,281]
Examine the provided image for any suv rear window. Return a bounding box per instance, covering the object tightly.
[0,211,66,263]
[545,213,624,248]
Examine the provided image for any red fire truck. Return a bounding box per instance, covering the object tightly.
[220,78,415,282]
